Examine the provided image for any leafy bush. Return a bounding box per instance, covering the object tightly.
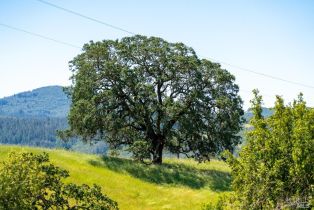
[0,152,118,209]
[224,91,313,209]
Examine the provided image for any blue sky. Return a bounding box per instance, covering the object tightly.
[1,0,314,109]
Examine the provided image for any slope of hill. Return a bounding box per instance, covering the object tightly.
[0,86,69,118]
[0,145,231,210]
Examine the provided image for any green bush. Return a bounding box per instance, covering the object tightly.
[224,91,313,209]
[0,152,118,209]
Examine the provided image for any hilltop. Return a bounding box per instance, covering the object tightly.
[0,145,230,210]
[0,86,69,118]
[0,86,107,153]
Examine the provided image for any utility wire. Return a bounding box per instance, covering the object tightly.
[0,22,81,49]
[0,22,304,100]
[208,57,314,90]
[34,0,314,91]
[35,0,136,35]
[0,21,273,98]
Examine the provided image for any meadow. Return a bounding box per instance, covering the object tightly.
[0,145,231,210]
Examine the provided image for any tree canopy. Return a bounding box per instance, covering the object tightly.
[223,90,314,209]
[66,35,243,164]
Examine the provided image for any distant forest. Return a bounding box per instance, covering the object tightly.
[0,117,68,147]
[0,86,107,154]
[0,116,108,154]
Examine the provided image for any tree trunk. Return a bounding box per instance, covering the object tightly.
[152,136,164,164]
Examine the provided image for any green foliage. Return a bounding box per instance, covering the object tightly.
[127,140,151,162]
[224,90,314,209]
[0,152,118,209]
[66,35,243,164]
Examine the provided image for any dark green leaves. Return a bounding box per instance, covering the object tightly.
[67,35,243,163]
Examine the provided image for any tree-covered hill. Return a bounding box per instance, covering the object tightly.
[0,86,69,118]
[0,116,69,148]
[0,115,107,153]
[0,86,107,153]
[0,86,70,148]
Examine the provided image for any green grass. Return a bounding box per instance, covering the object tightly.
[0,145,231,210]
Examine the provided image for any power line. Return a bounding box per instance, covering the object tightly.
[208,57,314,90]
[0,23,272,97]
[35,0,136,36]
[34,0,314,91]
[0,23,307,101]
[0,22,81,49]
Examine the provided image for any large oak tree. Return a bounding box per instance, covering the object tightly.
[66,35,243,164]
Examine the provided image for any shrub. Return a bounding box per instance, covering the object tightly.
[0,152,118,209]
[224,91,313,209]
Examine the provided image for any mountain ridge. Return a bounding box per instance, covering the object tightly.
[0,85,70,118]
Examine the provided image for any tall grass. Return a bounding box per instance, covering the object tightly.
[0,145,231,210]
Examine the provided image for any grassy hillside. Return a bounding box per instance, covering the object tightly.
[0,145,231,210]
